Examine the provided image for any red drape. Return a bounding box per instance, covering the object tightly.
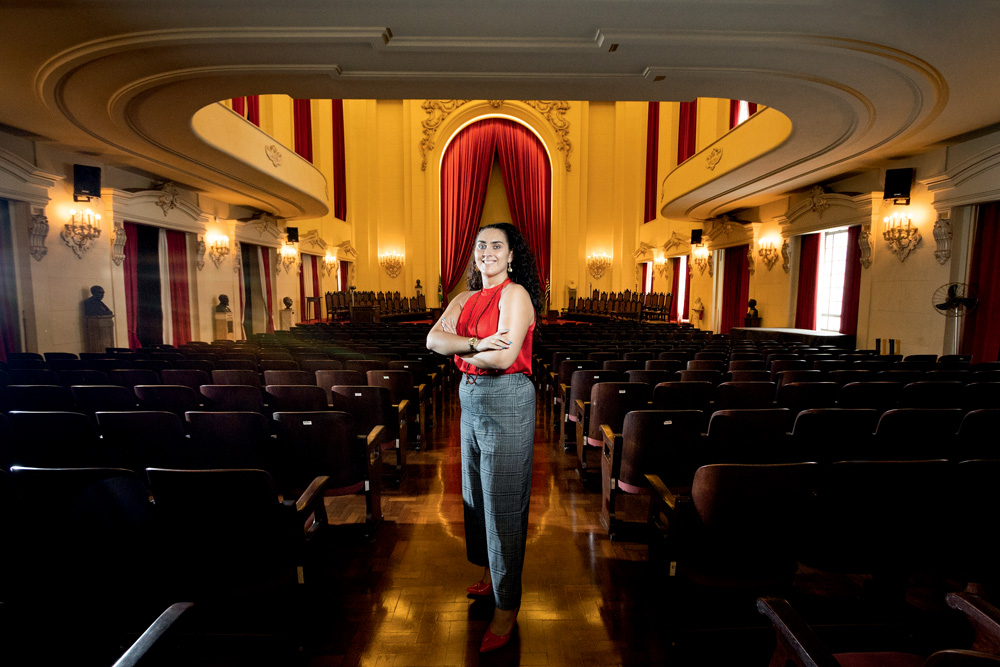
[840,225,863,336]
[728,100,759,129]
[311,255,321,320]
[122,222,141,348]
[669,258,681,321]
[232,97,245,116]
[719,245,750,333]
[683,259,691,321]
[260,247,275,334]
[644,102,660,222]
[641,263,649,294]
[440,121,502,302]
[165,230,191,345]
[0,201,17,362]
[795,233,820,330]
[246,96,260,126]
[677,100,698,164]
[331,99,348,220]
[298,256,306,323]
[340,261,349,291]
[293,99,313,162]
[494,119,551,291]
[962,203,1000,362]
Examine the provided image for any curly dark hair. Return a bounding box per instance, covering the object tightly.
[466,222,544,314]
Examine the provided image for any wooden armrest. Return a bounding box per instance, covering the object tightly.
[925,650,1000,666]
[601,424,621,459]
[756,597,840,667]
[645,474,678,511]
[397,399,409,415]
[366,424,385,450]
[294,475,330,514]
[112,602,194,667]
[416,383,428,399]
[948,593,1000,655]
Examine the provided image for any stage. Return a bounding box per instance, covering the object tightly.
[729,327,855,349]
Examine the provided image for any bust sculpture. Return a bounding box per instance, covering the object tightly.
[747,298,759,319]
[83,285,113,317]
[283,296,293,310]
[216,294,231,313]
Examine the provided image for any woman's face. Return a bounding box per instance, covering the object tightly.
[474,228,513,280]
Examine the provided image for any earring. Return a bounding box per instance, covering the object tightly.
[507,263,512,274]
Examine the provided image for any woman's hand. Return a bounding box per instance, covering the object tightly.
[475,328,512,352]
[440,317,457,334]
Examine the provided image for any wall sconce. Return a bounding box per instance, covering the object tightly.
[692,244,711,275]
[654,255,669,279]
[206,234,231,269]
[279,242,300,274]
[587,252,612,280]
[757,239,780,271]
[379,251,404,279]
[62,208,101,258]
[883,212,921,262]
[324,252,338,277]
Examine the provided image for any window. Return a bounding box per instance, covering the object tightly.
[815,228,849,331]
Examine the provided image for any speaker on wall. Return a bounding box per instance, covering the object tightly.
[73,164,101,202]
[690,229,703,245]
[883,168,913,204]
[286,227,299,243]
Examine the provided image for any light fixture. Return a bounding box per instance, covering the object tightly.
[587,252,612,280]
[206,234,231,269]
[692,244,711,275]
[62,208,101,258]
[654,255,669,279]
[883,212,921,262]
[379,251,404,278]
[324,252,338,276]
[757,239,780,271]
[279,242,300,274]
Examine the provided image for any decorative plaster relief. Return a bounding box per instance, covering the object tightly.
[28,211,49,262]
[781,239,790,274]
[859,224,873,269]
[111,222,126,267]
[419,99,573,172]
[156,182,179,216]
[195,236,206,271]
[706,148,723,171]
[265,145,282,167]
[932,217,952,265]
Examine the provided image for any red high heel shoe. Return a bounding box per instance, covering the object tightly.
[480,608,518,653]
[466,581,493,596]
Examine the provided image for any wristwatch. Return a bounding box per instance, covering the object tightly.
[468,336,479,351]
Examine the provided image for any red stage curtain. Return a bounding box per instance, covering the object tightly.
[644,102,660,222]
[293,99,313,162]
[962,203,1000,362]
[677,100,698,164]
[122,222,141,348]
[641,263,649,294]
[231,97,245,116]
[795,233,820,330]
[683,259,691,320]
[298,255,306,322]
[840,225,862,336]
[670,258,681,321]
[246,95,260,126]
[719,245,749,333]
[0,200,17,361]
[495,119,551,291]
[331,99,348,220]
[339,261,349,291]
[440,120,498,302]
[165,230,191,345]
[260,247,275,334]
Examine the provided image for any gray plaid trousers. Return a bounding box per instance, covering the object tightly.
[459,372,535,610]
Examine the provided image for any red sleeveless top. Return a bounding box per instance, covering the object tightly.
[454,279,534,376]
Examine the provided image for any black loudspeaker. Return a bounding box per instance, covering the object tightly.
[73,164,101,202]
[691,229,703,245]
[286,227,299,243]
[883,168,913,204]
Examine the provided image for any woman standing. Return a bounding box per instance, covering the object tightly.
[426,222,542,653]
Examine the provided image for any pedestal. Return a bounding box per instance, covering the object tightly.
[84,315,114,353]
[744,315,761,327]
[214,311,235,341]
[279,309,293,331]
